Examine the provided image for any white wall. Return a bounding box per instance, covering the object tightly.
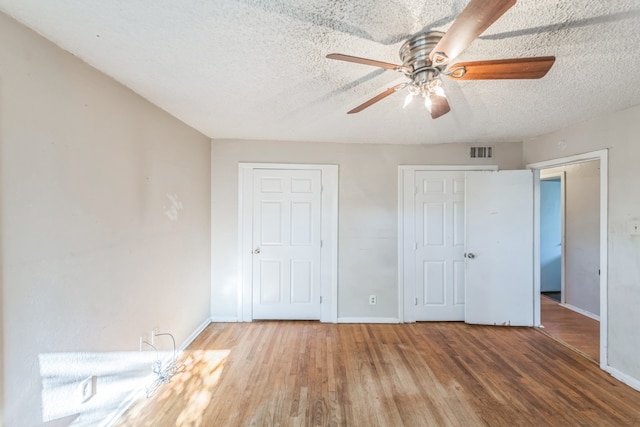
[523,104,640,385]
[211,139,523,321]
[542,162,600,315]
[1,12,211,426]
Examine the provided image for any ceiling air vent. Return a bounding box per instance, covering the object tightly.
[470,146,492,158]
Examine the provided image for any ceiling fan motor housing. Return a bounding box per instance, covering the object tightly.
[399,31,445,82]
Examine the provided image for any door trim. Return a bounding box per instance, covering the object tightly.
[527,149,608,369]
[238,163,339,323]
[398,165,498,323]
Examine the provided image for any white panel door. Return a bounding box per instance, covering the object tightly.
[465,170,534,326]
[252,169,322,319]
[413,171,466,320]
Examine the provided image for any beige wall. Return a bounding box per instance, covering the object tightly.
[1,12,211,425]
[211,139,523,321]
[524,104,640,384]
[542,161,600,316]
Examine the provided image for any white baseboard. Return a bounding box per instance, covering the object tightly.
[178,318,212,352]
[606,366,640,392]
[210,316,239,323]
[560,303,600,321]
[337,317,400,324]
[103,317,212,427]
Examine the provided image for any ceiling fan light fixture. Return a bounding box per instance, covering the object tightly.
[326,0,555,118]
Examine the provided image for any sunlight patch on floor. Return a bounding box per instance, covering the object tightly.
[117,349,230,426]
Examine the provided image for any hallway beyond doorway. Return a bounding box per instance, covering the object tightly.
[540,295,600,362]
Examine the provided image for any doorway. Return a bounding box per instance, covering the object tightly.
[399,166,535,325]
[239,163,338,322]
[539,161,600,361]
[529,150,608,368]
[398,166,497,322]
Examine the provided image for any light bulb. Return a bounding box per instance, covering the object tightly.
[403,93,414,108]
[433,86,446,97]
[424,96,432,112]
[429,78,446,98]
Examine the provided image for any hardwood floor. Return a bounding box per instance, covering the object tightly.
[117,321,640,426]
[539,294,600,362]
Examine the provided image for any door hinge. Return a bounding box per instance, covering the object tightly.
[414,242,418,251]
[415,186,419,195]
[320,296,323,304]
[320,240,323,248]
[415,297,418,306]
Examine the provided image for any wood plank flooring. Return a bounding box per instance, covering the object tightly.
[539,294,600,362]
[117,321,640,427]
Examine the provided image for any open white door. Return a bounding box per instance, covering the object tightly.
[465,170,534,326]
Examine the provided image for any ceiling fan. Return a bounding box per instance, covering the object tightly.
[326,0,555,119]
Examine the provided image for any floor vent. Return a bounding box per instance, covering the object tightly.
[470,146,493,158]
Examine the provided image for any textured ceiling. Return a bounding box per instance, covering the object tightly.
[1,0,640,144]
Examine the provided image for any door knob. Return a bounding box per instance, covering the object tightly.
[253,248,261,254]
[466,252,475,259]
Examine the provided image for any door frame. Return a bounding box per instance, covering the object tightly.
[527,149,608,369]
[540,171,566,303]
[398,165,498,323]
[238,163,339,323]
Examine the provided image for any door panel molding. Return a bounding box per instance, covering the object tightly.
[239,163,338,322]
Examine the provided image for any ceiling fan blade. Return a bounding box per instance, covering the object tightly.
[347,83,404,114]
[429,0,516,65]
[327,53,408,72]
[447,56,556,80]
[429,94,451,119]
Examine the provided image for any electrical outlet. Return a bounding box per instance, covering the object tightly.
[369,295,377,305]
[629,221,640,236]
[139,334,148,352]
[79,376,96,403]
